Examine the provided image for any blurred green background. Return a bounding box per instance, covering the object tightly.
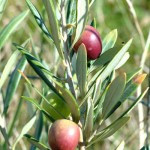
[0,0,149,150]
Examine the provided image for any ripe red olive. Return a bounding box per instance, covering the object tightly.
[48,119,80,150]
[74,25,102,60]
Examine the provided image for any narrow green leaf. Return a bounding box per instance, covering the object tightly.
[54,81,80,123]
[14,44,59,95]
[67,0,76,34]
[42,0,64,59]
[126,68,142,82]
[67,0,76,24]
[20,74,67,122]
[3,56,27,114]
[15,44,77,122]
[30,112,43,150]
[115,52,130,69]
[120,74,147,103]
[102,29,118,54]
[0,50,20,89]
[79,85,94,107]
[42,92,70,120]
[89,47,119,73]
[12,116,36,150]
[89,116,130,146]
[94,86,108,123]
[100,39,132,82]
[118,88,148,119]
[0,10,29,49]
[22,96,55,122]
[89,39,132,87]
[24,134,50,150]
[14,45,80,122]
[26,0,52,40]
[71,0,89,49]
[76,44,87,97]
[84,98,94,141]
[92,78,101,104]
[102,74,126,119]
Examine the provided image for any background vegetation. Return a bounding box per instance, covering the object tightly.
[0,0,149,150]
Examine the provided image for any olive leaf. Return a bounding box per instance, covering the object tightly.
[3,56,27,115]
[24,134,50,150]
[0,50,20,89]
[76,44,87,97]
[102,74,126,120]
[26,0,52,40]
[0,10,29,49]
[84,98,94,142]
[71,0,89,50]
[12,116,36,150]
[88,116,130,147]
[42,0,64,60]
[102,29,118,54]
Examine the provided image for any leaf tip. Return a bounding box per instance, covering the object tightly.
[133,74,147,84]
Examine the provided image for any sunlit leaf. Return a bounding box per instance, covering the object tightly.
[99,39,132,82]
[89,39,132,87]
[115,52,130,69]
[102,29,118,54]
